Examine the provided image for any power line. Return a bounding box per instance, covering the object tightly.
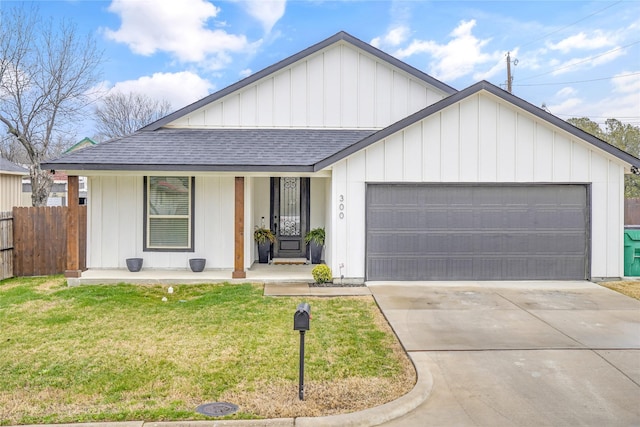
[518,40,640,82]
[519,1,623,49]
[550,112,640,125]
[513,71,640,87]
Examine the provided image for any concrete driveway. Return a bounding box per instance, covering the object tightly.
[368,281,640,426]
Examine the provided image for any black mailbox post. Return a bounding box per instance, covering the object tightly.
[294,302,311,400]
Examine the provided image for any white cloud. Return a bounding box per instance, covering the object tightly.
[104,0,253,68]
[598,72,640,122]
[546,74,640,125]
[611,71,640,94]
[556,86,578,98]
[371,26,410,49]
[238,0,286,34]
[551,47,626,76]
[104,71,214,109]
[546,96,584,118]
[547,30,618,53]
[595,93,640,122]
[239,68,252,78]
[394,20,502,81]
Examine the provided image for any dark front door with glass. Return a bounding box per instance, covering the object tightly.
[270,177,310,258]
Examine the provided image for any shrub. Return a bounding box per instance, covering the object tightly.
[312,264,332,284]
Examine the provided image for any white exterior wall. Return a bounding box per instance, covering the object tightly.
[88,175,235,270]
[88,174,330,269]
[329,92,626,280]
[168,42,448,130]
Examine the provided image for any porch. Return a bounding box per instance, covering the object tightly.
[67,262,315,286]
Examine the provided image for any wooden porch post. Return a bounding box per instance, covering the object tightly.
[232,176,246,278]
[65,175,81,278]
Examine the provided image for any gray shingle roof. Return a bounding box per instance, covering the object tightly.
[0,157,28,174]
[42,128,377,172]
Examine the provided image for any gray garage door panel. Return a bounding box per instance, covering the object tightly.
[366,184,589,281]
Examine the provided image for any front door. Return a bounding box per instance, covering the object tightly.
[271,177,310,258]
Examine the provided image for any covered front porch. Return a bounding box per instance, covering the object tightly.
[58,173,333,282]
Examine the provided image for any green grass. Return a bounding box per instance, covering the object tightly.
[0,277,414,424]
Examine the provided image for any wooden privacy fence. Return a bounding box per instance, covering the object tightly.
[9,206,86,278]
[625,198,640,226]
[0,212,13,280]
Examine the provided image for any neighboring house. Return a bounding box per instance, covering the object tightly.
[22,172,89,207]
[64,137,97,154]
[43,31,640,281]
[23,138,94,206]
[0,157,28,211]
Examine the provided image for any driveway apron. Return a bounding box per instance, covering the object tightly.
[369,281,640,426]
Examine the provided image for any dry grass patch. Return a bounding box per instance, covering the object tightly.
[0,277,414,424]
[225,376,414,418]
[598,280,640,300]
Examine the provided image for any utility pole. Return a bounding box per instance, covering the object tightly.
[506,52,518,93]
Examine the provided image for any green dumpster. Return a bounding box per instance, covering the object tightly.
[623,228,640,276]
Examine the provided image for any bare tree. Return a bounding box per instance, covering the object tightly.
[95,92,172,140]
[0,6,102,206]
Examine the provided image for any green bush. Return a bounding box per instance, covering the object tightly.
[312,264,332,284]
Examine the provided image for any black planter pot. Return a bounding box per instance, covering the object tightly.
[258,241,271,263]
[189,258,206,272]
[126,258,143,272]
[309,242,323,264]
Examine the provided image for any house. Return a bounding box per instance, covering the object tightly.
[22,172,89,207]
[43,31,640,281]
[0,157,28,211]
[24,138,94,206]
[64,137,97,154]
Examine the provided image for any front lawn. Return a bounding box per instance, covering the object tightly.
[0,277,414,425]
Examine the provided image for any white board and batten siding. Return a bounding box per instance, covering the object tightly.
[167,42,448,130]
[88,176,236,270]
[330,91,625,280]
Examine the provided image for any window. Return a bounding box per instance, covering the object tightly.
[144,176,194,251]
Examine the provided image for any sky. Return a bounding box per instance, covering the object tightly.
[4,0,640,138]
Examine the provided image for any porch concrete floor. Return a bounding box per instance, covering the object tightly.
[69,263,316,285]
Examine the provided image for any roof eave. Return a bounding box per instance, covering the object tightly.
[40,162,317,173]
[0,169,28,176]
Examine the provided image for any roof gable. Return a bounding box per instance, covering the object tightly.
[316,80,640,171]
[143,31,457,131]
[64,137,97,154]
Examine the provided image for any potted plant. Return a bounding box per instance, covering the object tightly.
[305,227,325,264]
[254,227,276,263]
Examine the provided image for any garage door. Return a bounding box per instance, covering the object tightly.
[366,184,589,281]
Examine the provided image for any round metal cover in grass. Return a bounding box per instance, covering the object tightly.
[195,402,239,417]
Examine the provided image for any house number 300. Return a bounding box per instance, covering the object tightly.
[339,195,345,219]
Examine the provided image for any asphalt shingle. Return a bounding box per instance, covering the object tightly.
[0,157,28,174]
[43,128,377,172]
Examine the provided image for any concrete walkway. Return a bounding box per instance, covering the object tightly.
[369,281,640,426]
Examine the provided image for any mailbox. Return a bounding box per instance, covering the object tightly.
[294,302,311,331]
